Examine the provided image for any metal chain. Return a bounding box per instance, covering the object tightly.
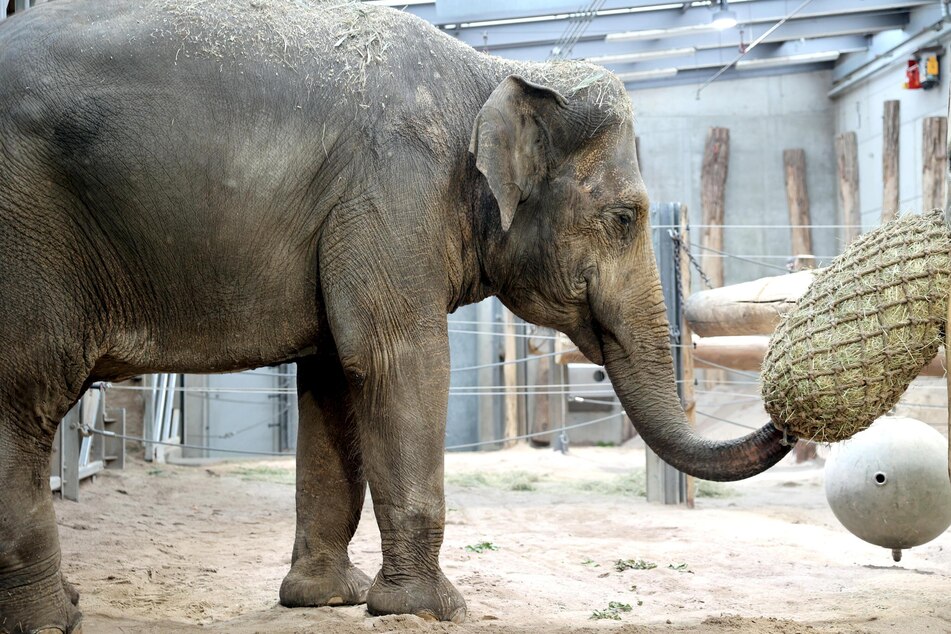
[668,229,714,290]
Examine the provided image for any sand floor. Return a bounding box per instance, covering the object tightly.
[53,439,951,633]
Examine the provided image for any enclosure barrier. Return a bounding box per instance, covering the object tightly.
[50,385,126,501]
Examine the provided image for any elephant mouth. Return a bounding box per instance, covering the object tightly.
[568,320,605,366]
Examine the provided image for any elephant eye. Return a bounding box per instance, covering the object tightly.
[614,210,633,227]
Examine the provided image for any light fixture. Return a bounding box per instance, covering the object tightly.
[711,0,737,30]
[614,67,679,82]
[735,51,840,69]
[586,47,696,65]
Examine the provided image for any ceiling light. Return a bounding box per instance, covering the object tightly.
[735,51,840,69]
[586,47,696,64]
[711,0,737,30]
[615,68,679,82]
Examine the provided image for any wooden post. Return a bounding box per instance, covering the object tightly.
[700,128,729,288]
[945,85,951,484]
[946,84,951,220]
[922,116,948,211]
[679,205,696,509]
[835,132,861,248]
[783,149,812,261]
[700,128,729,386]
[882,100,900,223]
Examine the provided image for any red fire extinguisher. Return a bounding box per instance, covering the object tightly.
[905,58,921,90]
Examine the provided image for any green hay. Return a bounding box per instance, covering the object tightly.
[572,471,646,497]
[762,210,951,442]
[232,465,295,485]
[445,471,541,491]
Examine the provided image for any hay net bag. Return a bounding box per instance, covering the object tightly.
[762,209,950,443]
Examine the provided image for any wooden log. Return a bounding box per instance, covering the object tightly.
[835,132,861,247]
[701,127,729,386]
[692,335,946,377]
[700,128,729,288]
[882,100,900,223]
[922,116,948,211]
[693,336,770,372]
[684,270,816,338]
[560,335,945,377]
[679,205,696,509]
[783,148,812,258]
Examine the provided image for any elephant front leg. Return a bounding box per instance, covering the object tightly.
[344,332,466,623]
[280,356,372,608]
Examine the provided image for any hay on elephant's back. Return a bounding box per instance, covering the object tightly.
[761,209,951,443]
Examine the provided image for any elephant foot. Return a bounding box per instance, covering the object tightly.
[279,557,372,608]
[366,569,466,623]
[0,572,83,634]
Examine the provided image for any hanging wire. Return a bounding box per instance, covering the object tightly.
[452,349,564,372]
[446,411,623,450]
[689,242,791,273]
[86,409,630,454]
[692,356,762,379]
[447,329,561,340]
[694,410,760,431]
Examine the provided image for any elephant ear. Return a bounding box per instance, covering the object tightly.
[469,75,569,231]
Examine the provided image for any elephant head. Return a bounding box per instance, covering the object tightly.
[469,74,791,481]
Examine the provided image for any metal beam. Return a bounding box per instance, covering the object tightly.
[385,0,698,26]
[624,60,836,90]
[380,0,927,29]
[434,0,926,51]
[493,13,899,62]
[602,35,867,74]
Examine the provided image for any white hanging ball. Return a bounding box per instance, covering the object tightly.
[824,416,951,562]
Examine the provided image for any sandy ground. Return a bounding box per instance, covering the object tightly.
[55,431,951,634]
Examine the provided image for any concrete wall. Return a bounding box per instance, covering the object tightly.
[629,71,839,286]
[833,42,951,229]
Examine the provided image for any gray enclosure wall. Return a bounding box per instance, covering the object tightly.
[630,71,839,287]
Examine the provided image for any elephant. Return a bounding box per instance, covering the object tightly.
[0,1,792,631]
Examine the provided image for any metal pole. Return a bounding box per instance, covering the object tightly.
[645,202,687,504]
[61,405,81,502]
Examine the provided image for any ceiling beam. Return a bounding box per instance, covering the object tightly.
[602,34,867,74]
[381,0,928,29]
[486,13,903,62]
[427,0,926,51]
[376,0,692,26]
[623,61,836,90]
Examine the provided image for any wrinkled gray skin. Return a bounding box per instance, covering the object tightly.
[0,1,791,631]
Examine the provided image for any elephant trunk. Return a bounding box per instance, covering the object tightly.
[600,289,792,482]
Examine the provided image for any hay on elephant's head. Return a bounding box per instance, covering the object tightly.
[761,209,951,443]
